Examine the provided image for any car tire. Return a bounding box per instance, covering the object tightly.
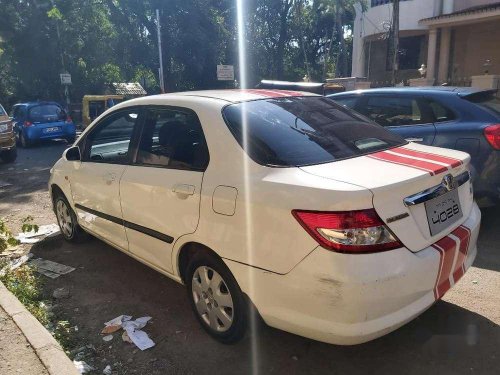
[1,148,17,163]
[54,194,89,243]
[186,253,247,344]
[19,132,30,148]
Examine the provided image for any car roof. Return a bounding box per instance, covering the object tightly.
[15,101,62,107]
[170,89,318,103]
[329,86,497,97]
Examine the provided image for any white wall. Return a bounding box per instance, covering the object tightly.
[352,0,439,77]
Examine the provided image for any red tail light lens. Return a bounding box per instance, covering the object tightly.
[484,124,500,150]
[23,121,33,127]
[65,116,72,123]
[292,209,402,253]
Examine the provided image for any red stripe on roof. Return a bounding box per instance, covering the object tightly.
[367,151,448,175]
[395,147,463,168]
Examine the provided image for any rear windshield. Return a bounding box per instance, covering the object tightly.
[28,104,66,122]
[222,96,406,167]
[465,93,500,116]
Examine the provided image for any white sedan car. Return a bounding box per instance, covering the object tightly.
[49,90,480,345]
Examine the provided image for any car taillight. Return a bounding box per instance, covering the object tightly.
[65,116,72,123]
[484,124,500,150]
[292,209,402,253]
[23,121,33,127]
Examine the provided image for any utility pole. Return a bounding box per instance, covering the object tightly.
[391,0,400,85]
[156,9,165,93]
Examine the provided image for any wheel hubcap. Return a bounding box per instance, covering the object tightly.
[56,200,73,237]
[192,266,234,332]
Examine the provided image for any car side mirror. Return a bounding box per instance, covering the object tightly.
[65,146,81,161]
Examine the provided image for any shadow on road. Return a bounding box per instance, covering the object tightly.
[475,206,500,273]
[30,235,499,375]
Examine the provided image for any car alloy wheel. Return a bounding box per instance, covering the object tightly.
[56,199,74,238]
[191,266,234,333]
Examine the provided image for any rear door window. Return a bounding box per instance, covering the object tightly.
[135,107,209,171]
[427,100,456,123]
[222,96,405,167]
[359,96,430,127]
[28,104,66,123]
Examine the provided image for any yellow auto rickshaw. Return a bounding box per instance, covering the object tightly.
[82,95,124,128]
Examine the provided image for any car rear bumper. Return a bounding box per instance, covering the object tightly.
[472,150,500,205]
[24,123,76,141]
[226,203,481,345]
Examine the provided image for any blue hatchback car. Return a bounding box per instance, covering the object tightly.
[329,87,500,206]
[11,102,76,147]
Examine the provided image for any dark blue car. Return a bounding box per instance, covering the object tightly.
[11,102,76,147]
[329,87,500,206]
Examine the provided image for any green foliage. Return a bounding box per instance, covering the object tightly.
[21,216,39,235]
[0,219,20,252]
[0,0,358,106]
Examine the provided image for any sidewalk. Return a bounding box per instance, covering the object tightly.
[0,282,78,375]
[0,306,49,375]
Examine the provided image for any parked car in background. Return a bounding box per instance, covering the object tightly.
[50,90,479,345]
[329,87,500,206]
[11,102,76,147]
[0,103,17,163]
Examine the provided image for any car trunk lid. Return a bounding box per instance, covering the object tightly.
[300,143,473,252]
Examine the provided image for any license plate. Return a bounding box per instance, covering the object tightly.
[0,124,7,132]
[43,127,60,133]
[425,189,462,236]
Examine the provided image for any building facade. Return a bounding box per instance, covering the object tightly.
[351,0,500,87]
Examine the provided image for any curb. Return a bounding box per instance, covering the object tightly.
[0,281,78,375]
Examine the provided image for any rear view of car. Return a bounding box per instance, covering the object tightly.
[0,103,17,163]
[12,102,76,147]
[329,87,500,206]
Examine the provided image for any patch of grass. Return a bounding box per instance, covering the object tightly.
[0,263,76,352]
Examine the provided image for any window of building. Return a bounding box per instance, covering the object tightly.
[398,36,424,70]
[371,0,409,7]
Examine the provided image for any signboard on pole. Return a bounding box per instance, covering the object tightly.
[217,65,234,81]
[60,73,72,85]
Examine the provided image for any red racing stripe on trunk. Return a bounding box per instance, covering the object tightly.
[432,236,457,299]
[368,151,448,175]
[395,147,463,168]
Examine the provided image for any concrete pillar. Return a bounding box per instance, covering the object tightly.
[426,28,439,84]
[438,27,451,83]
[352,36,365,78]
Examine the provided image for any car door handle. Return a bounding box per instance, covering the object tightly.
[173,184,195,196]
[405,137,424,142]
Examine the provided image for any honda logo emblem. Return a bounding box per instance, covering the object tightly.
[442,174,456,191]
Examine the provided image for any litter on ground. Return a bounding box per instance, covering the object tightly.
[16,223,60,244]
[29,258,75,278]
[0,253,33,276]
[101,315,155,351]
[73,360,95,374]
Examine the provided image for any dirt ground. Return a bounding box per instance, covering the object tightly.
[0,141,499,375]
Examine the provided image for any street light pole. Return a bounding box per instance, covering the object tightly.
[156,9,165,93]
[391,0,400,86]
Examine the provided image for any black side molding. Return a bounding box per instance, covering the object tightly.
[75,204,174,244]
